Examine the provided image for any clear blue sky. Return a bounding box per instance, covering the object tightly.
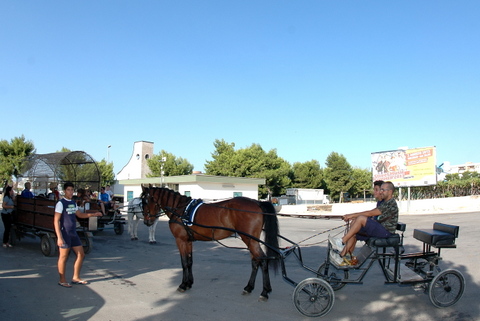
[2,1,479,175]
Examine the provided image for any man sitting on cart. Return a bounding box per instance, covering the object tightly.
[99,186,114,213]
[340,181,399,265]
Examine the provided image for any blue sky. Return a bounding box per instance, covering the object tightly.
[2,1,479,175]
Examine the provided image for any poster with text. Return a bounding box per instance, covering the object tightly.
[371,147,437,187]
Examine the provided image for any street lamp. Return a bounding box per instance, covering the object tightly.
[107,145,111,162]
[161,156,166,187]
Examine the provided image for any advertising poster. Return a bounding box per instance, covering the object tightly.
[371,147,437,187]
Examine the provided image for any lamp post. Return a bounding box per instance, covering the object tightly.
[107,145,111,162]
[161,156,166,187]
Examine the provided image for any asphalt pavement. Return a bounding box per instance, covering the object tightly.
[1,212,478,321]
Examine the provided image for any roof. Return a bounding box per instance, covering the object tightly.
[20,151,101,191]
[118,174,265,186]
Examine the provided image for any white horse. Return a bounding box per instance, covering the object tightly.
[127,197,159,244]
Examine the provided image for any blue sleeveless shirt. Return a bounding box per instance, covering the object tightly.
[58,198,78,234]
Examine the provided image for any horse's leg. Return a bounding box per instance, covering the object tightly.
[259,257,272,301]
[127,212,132,235]
[149,219,158,244]
[243,239,272,301]
[133,216,140,240]
[128,212,136,240]
[176,238,194,292]
[243,257,260,295]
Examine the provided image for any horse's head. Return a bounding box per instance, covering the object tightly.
[141,184,161,227]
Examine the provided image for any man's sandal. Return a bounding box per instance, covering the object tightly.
[71,280,89,285]
[58,282,72,288]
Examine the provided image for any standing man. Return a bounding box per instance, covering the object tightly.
[54,182,102,287]
[340,181,398,265]
[21,182,35,198]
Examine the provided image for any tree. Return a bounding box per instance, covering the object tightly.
[205,140,291,198]
[0,136,35,187]
[349,167,372,199]
[323,152,353,202]
[291,160,325,190]
[147,150,194,177]
[204,139,236,176]
[98,159,115,187]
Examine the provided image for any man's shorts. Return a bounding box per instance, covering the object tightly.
[60,229,82,248]
[356,218,392,241]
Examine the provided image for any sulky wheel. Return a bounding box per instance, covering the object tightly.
[293,278,335,317]
[317,263,349,291]
[428,269,465,308]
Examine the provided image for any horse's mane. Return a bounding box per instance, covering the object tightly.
[143,186,193,204]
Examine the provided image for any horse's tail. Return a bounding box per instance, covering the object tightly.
[259,201,280,272]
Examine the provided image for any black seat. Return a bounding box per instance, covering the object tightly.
[413,222,459,248]
[366,222,406,252]
[367,234,401,247]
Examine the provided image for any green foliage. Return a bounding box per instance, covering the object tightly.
[97,159,115,187]
[291,160,325,189]
[147,150,194,177]
[0,135,35,186]
[204,139,236,176]
[205,140,291,198]
[349,168,373,198]
[324,152,353,202]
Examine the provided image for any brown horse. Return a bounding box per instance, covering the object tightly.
[141,185,280,300]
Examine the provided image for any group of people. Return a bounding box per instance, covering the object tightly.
[339,180,399,266]
[3,180,397,287]
[1,182,116,287]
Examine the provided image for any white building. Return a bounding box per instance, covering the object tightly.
[116,141,153,180]
[442,161,480,175]
[114,141,265,202]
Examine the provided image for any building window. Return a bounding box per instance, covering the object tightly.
[127,191,134,202]
[233,192,242,197]
[185,191,191,197]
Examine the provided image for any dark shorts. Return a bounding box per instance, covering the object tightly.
[356,218,392,241]
[60,229,82,248]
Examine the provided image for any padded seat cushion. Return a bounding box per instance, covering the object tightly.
[413,229,456,246]
[367,234,400,247]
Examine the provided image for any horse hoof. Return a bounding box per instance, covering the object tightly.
[258,296,268,302]
[149,241,156,244]
[177,287,186,293]
[242,290,251,296]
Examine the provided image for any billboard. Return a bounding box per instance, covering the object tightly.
[371,146,437,187]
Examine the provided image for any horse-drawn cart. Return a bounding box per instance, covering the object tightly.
[11,151,125,256]
[140,186,465,318]
[281,221,465,317]
[13,196,94,256]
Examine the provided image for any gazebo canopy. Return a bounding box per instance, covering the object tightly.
[20,151,101,193]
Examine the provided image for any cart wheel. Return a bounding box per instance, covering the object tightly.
[82,234,93,254]
[428,269,465,308]
[293,278,335,317]
[317,263,349,291]
[114,222,124,235]
[41,235,57,257]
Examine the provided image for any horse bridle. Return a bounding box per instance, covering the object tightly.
[143,189,163,221]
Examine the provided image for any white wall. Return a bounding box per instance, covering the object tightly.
[179,182,259,200]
